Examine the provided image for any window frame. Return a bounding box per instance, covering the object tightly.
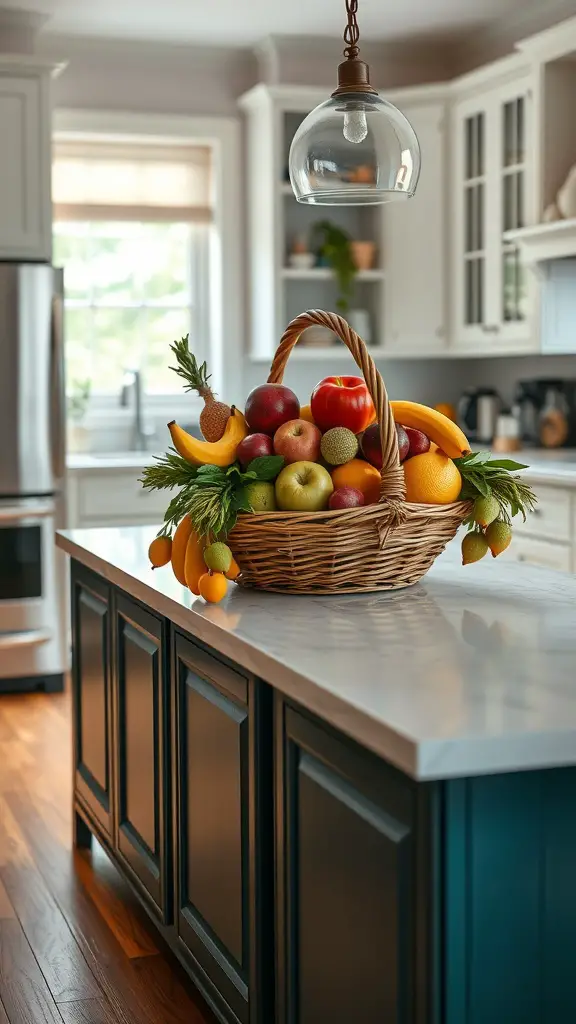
[53,110,243,420]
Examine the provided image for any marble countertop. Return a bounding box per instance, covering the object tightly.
[57,524,576,782]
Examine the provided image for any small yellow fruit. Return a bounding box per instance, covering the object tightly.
[226,557,241,581]
[461,532,489,565]
[434,403,457,422]
[204,542,232,573]
[485,520,513,558]
[473,495,500,528]
[198,571,228,603]
[300,404,315,424]
[148,536,172,568]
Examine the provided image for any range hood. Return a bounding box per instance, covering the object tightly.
[508,219,576,272]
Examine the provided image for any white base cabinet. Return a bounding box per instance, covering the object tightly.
[67,468,166,529]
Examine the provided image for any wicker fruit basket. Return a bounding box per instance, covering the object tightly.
[229,309,470,594]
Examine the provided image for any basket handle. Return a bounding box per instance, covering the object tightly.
[268,310,405,501]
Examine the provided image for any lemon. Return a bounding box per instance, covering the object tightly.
[485,520,513,557]
[473,495,500,528]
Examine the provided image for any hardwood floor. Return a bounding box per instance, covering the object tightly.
[0,687,215,1024]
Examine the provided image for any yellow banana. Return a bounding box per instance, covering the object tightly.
[171,516,193,586]
[390,401,470,459]
[184,530,205,595]
[168,407,248,467]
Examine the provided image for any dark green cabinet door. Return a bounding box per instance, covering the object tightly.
[174,634,272,1024]
[114,594,170,922]
[277,702,432,1024]
[71,564,113,838]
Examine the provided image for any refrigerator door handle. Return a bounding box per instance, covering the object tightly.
[50,288,66,484]
[0,503,54,522]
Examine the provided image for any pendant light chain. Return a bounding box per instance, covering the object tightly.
[343,0,360,59]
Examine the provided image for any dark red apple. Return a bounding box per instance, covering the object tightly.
[361,423,409,467]
[404,426,430,458]
[329,487,366,510]
[245,384,300,435]
[236,432,274,469]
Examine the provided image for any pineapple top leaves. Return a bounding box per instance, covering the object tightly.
[169,335,214,400]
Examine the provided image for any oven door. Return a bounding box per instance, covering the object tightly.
[0,500,66,680]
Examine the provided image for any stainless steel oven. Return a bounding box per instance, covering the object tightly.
[0,500,67,688]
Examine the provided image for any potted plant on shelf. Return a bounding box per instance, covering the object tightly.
[67,378,91,453]
[313,220,357,313]
[312,221,373,345]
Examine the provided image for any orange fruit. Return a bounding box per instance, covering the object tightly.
[434,402,457,423]
[148,535,172,568]
[198,572,228,603]
[226,557,241,581]
[300,404,315,424]
[331,459,381,504]
[403,451,462,504]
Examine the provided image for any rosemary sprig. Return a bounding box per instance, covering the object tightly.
[140,449,198,490]
[455,451,538,528]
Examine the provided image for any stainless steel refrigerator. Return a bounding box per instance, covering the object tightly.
[0,263,68,692]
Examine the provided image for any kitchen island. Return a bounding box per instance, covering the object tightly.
[57,526,576,1024]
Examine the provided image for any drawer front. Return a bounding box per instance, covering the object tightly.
[79,472,166,522]
[502,536,572,573]
[516,485,572,542]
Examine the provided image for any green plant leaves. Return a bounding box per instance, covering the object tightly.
[245,455,285,480]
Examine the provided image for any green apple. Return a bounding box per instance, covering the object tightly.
[275,461,333,512]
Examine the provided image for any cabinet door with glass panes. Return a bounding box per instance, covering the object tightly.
[453,76,534,351]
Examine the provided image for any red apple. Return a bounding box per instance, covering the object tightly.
[329,487,366,510]
[361,423,410,468]
[404,427,430,458]
[236,432,274,469]
[245,383,300,435]
[274,419,321,464]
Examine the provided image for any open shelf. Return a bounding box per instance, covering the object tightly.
[507,218,576,268]
[281,267,384,281]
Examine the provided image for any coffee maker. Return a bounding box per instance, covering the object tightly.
[514,379,576,446]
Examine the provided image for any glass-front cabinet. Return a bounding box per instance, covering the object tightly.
[453,73,535,350]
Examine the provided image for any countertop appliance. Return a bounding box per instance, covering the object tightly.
[514,379,576,447]
[458,387,501,445]
[0,264,67,693]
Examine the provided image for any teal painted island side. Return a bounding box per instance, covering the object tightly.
[58,526,576,1024]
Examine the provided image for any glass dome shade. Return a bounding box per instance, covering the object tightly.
[289,92,421,205]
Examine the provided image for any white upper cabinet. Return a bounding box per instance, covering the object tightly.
[451,69,537,353]
[0,58,55,262]
[383,98,447,353]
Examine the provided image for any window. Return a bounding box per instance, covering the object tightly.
[52,139,213,397]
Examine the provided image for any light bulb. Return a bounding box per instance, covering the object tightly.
[343,108,368,144]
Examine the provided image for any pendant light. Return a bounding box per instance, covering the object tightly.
[289,0,421,205]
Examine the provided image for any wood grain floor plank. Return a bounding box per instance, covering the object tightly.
[6,797,214,1024]
[0,918,64,1024]
[73,848,157,960]
[58,998,119,1024]
[0,878,15,919]
[0,800,101,1004]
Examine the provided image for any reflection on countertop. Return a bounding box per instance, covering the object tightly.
[57,524,576,782]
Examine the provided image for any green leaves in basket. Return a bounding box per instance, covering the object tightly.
[455,450,537,529]
[145,454,286,543]
[245,455,285,481]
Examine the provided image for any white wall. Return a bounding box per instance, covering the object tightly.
[39,34,257,116]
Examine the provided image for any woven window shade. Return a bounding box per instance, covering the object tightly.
[53,139,213,222]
